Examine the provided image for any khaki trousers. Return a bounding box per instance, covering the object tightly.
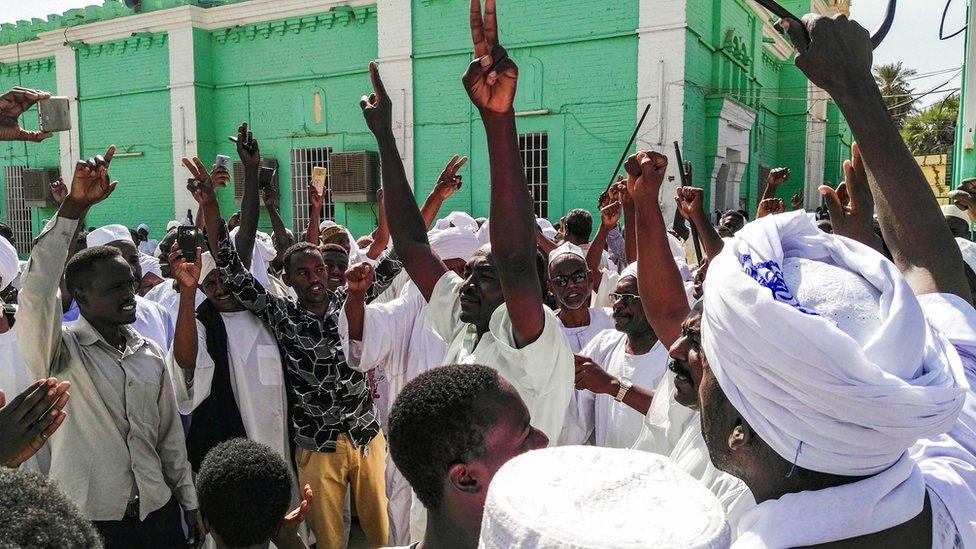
[297,432,389,548]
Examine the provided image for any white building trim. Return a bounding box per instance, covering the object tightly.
[168,25,198,220]
[49,44,81,185]
[804,83,829,208]
[376,0,415,187]
[637,0,687,223]
[709,98,757,211]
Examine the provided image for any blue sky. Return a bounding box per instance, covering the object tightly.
[0,0,969,106]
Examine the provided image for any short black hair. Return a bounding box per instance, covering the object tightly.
[388,364,504,509]
[196,439,292,548]
[0,222,13,245]
[65,245,123,295]
[282,242,322,275]
[563,209,593,243]
[319,243,349,256]
[0,468,102,548]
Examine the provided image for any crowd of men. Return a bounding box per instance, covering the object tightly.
[1,1,976,547]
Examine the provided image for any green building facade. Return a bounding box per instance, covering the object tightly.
[953,0,975,188]
[0,0,851,254]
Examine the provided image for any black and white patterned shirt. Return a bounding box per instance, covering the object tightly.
[215,223,401,452]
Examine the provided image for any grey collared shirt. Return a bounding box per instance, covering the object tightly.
[17,215,196,521]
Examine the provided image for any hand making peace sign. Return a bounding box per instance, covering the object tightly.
[463,0,518,115]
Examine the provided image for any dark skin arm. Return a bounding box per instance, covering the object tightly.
[419,155,466,229]
[587,192,622,290]
[364,189,389,260]
[306,180,324,245]
[362,62,448,301]
[820,142,884,254]
[574,355,652,415]
[628,151,689,348]
[171,246,202,370]
[466,0,544,347]
[621,177,637,264]
[785,15,970,302]
[343,263,373,342]
[756,167,790,218]
[675,186,724,261]
[231,122,261,269]
[261,188,291,252]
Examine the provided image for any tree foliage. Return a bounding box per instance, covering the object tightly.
[901,95,959,156]
[874,62,917,129]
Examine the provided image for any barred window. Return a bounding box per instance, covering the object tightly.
[2,166,32,254]
[290,147,334,236]
[518,132,548,219]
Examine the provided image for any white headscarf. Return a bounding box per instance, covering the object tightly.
[428,227,481,262]
[138,254,163,280]
[537,217,557,240]
[702,211,967,476]
[87,224,133,247]
[0,237,18,290]
[547,242,585,267]
[434,211,479,234]
[200,251,217,283]
[943,204,970,224]
[476,219,492,246]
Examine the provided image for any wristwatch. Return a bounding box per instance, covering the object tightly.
[614,378,633,402]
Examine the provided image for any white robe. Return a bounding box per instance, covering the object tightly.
[0,325,50,474]
[556,308,614,446]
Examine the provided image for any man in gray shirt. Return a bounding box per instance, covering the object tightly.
[17,146,199,548]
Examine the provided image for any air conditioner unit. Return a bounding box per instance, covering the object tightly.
[23,168,60,208]
[232,158,278,205]
[330,151,379,203]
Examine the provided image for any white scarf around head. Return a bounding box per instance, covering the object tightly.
[702,211,967,477]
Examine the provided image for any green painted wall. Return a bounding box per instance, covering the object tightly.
[953,3,974,187]
[411,0,639,227]
[201,7,379,237]
[75,32,174,234]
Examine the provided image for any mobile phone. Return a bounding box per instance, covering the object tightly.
[177,226,199,263]
[259,166,276,190]
[37,97,71,132]
[311,166,327,195]
[214,155,231,171]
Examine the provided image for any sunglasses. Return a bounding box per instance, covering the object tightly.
[609,292,641,306]
[550,270,588,288]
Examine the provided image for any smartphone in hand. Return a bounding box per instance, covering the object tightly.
[177,226,199,263]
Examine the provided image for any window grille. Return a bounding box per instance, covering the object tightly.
[518,132,548,219]
[290,147,333,236]
[3,166,32,254]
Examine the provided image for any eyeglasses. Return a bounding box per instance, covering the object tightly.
[550,270,589,288]
[609,292,641,306]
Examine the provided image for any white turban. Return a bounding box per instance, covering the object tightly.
[943,204,970,224]
[702,211,968,476]
[200,251,217,283]
[138,254,162,280]
[956,238,976,274]
[87,224,133,248]
[476,219,491,246]
[428,227,481,261]
[548,242,585,267]
[434,211,479,234]
[479,446,731,549]
[620,261,638,280]
[166,220,181,232]
[536,217,557,240]
[0,237,18,290]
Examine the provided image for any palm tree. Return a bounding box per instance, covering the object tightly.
[874,62,918,128]
[901,95,959,155]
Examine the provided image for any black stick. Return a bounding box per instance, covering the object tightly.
[606,104,651,192]
[673,141,703,265]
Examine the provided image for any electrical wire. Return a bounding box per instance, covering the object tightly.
[940,0,967,40]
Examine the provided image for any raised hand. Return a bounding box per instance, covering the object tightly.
[433,155,467,200]
[49,177,68,205]
[230,122,260,169]
[0,378,70,468]
[68,145,117,207]
[260,187,279,209]
[0,87,53,142]
[345,263,374,295]
[675,186,705,222]
[600,200,622,228]
[757,198,786,218]
[211,164,231,188]
[463,0,518,115]
[781,15,874,103]
[767,167,790,187]
[820,142,881,251]
[274,484,313,549]
[308,179,325,212]
[627,150,668,203]
[183,156,212,185]
[791,193,803,210]
[171,245,203,290]
[361,61,393,136]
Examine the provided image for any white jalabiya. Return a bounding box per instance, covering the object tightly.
[67,295,175,352]
[165,310,289,462]
[955,238,976,274]
[479,446,731,549]
[0,325,50,474]
[425,271,573,443]
[632,371,697,456]
[0,236,18,289]
[577,330,671,449]
[143,280,206,324]
[703,211,968,477]
[556,307,614,446]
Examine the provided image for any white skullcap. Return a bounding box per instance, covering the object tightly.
[703,210,967,476]
[138,254,163,280]
[548,242,586,267]
[476,219,491,246]
[956,238,976,274]
[943,204,970,223]
[428,227,480,261]
[166,220,181,232]
[434,211,479,234]
[0,237,18,290]
[620,261,638,280]
[536,217,557,240]
[479,446,731,549]
[87,224,134,248]
[137,223,150,233]
[200,251,217,283]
